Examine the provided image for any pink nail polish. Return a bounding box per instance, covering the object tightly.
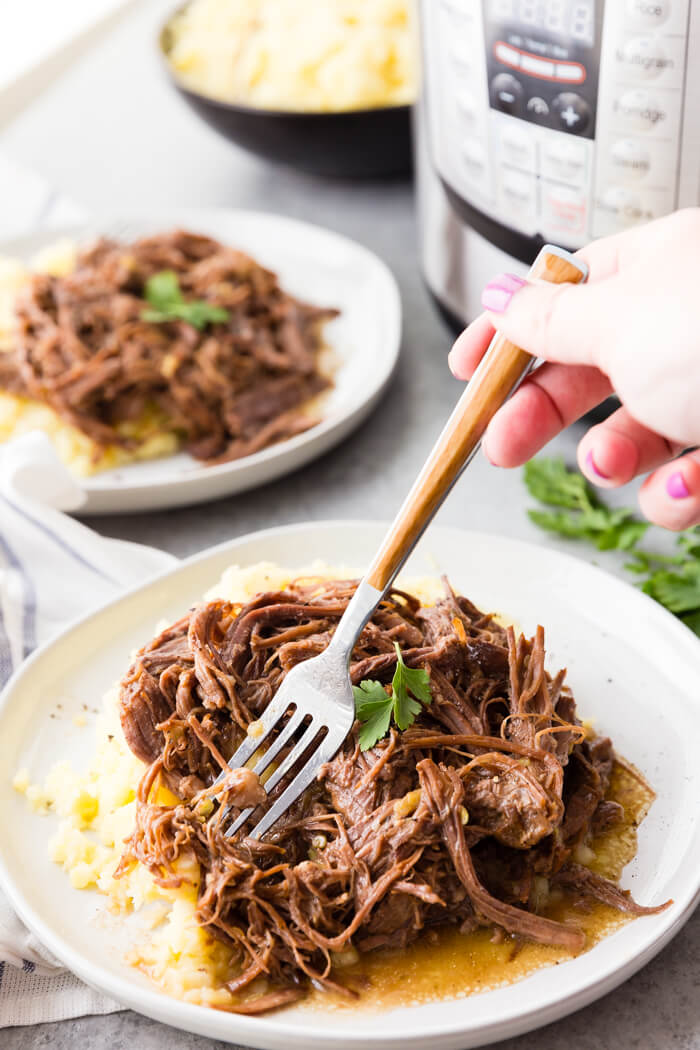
[585,450,610,480]
[667,472,690,499]
[481,273,526,313]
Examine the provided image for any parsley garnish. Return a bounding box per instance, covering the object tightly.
[353,642,433,751]
[626,530,700,633]
[524,457,700,638]
[141,270,230,331]
[524,458,648,551]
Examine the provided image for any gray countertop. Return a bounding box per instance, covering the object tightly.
[2,1,698,1047]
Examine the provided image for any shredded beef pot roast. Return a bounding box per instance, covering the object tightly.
[0,231,336,464]
[118,577,666,1013]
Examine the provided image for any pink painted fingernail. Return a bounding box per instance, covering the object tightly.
[667,472,690,499]
[585,450,610,480]
[481,273,527,313]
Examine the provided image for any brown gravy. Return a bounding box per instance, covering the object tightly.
[309,761,654,1012]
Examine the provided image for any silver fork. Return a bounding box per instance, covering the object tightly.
[215,245,589,840]
[80,219,156,245]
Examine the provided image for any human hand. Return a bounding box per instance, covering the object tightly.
[448,209,700,530]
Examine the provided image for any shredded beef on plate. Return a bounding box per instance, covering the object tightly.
[0,230,336,464]
[118,577,668,1013]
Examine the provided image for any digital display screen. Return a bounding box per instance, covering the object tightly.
[488,0,595,47]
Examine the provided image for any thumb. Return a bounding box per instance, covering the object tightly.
[481,272,612,369]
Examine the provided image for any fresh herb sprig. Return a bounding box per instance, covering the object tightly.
[524,458,648,551]
[141,270,230,331]
[626,531,700,635]
[352,642,433,751]
[524,457,700,637]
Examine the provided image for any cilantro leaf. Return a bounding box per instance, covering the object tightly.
[597,517,648,551]
[140,308,173,324]
[144,270,183,311]
[357,704,393,752]
[141,270,229,331]
[352,680,393,751]
[524,458,600,511]
[625,549,686,574]
[524,458,700,639]
[528,508,596,540]
[525,460,649,551]
[641,561,700,614]
[352,679,389,718]
[176,300,230,331]
[679,527,700,559]
[391,642,432,730]
[353,646,433,751]
[681,609,700,637]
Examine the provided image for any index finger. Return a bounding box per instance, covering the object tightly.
[448,312,495,381]
[448,229,633,383]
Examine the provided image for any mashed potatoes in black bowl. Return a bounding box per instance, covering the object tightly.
[159,0,417,177]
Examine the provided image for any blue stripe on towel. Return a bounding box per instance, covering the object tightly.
[0,528,37,659]
[0,604,13,685]
[1,495,118,585]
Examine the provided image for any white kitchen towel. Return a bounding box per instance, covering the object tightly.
[0,152,85,241]
[0,432,178,1025]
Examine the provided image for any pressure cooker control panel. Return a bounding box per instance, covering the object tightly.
[484,0,601,140]
[422,0,692,250]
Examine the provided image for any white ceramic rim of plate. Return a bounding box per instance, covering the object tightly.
[0,210,402,504]
[0,522,698,1049]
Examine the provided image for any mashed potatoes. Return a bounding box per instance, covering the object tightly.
[15,562,444,1008]
[0,240,178,477]
[165,0,417,111]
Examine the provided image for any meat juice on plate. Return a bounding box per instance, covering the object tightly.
[311,761,654,1011]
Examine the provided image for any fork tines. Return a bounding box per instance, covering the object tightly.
[212,700,331,840]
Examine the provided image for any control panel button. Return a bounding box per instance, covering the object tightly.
[501,170,537,217]
[520,54,555,78]
[456,89,479,128]
[494,42,521,69]
[552,93,591,134]
[555,62,586,84]
[490,73,523,115]
[541,137,588,186]
[614,89,667,132]
[593,187,674,238]
[625,0,670,28]
[443,5,478,39]
[500,123,536,171]
[440,0,478,13]
[620,37,670,81]
[542,183,587,236]
[461,139,489,192]
[450,37,476,70]
[526,96,550,123]
[494,42,586,85]
[610,139,651,180]
[598,186,652,227]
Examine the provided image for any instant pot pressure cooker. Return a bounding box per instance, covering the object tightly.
[416,0,700,326]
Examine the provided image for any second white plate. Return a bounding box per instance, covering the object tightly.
[1,210,401,514]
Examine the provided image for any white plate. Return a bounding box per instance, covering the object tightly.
[0,522,699,1050]
[1,211,401,514]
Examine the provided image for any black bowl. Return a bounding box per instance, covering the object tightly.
[159,18,413,179]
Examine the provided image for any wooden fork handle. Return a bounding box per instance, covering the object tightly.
[365,246,589,593]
